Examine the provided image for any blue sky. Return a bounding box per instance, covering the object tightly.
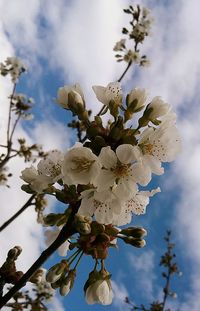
[1,0,200,310]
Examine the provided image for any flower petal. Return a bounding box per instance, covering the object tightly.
[116,144,139,164]
[98,146,117,168]
[92,85,107,104]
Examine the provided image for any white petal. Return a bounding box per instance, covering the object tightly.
[131,162,152,186]
[58,240,70,257]
[143,155,164,175]
[116,144,138,164]
[98,146,117,168]
[105,82,122,106]
[126,193,149,215]
[78,197,96,217]
[96,281,112,305]
[95,170,115,191]
[86,285,97,304]
[92,85,107,104]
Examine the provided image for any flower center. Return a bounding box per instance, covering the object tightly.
[49,163,61,178]
[71,157,94,173]
[140,142,154,155]
[112,163,129,178]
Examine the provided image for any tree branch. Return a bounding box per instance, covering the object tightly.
[0,203,79,308]
[0,194,36,233]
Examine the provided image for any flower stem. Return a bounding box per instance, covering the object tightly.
[67,249,81,266]
[73,251,84,269]
[117,61,132,82]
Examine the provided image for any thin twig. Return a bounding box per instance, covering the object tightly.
[117,61,132,82]
[6,83,16,146]
[0,194,35,233]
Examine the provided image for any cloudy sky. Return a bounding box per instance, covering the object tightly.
[1,0,200,310]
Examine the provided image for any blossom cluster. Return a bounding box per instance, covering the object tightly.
[0,56,26,83]
[21,82,181,228]
[114,5,153,66]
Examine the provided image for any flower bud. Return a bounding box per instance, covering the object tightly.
[123,236,146,248]
[145,97,170,121]
[84,270,113,305]
[29,268,45,284]
[120,227,147,238]
[46,260,68,283]
[7,246,22,261]
[60,269,76,296]
[68,91,84,113]
[126,88,147,112]
[57,84,84,109]
[74,214,91,235]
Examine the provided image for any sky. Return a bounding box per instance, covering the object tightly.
[1,0,200,310]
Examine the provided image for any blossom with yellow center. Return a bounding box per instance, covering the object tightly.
[93,144,147,199]
[62,146,101,185]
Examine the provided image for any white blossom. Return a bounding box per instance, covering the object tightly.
[127,87,147,111]
[20,166,51,193]
[124,50,140,63]
[86,280,113,305]
[147,97,170,121]
[37,150,64,183]
[112,188,161,226]
[139,116,181,165]
[5,57,26,82]
[45,228,70,257]
[92,82,122,106]
[113,39,126,51]
[62,146,101,185]
[94,144,148,195]
[78,189,122,225]
[57,83,84,109]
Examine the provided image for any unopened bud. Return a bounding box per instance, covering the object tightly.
[46,260,68,283]
[120,227,147,238]
[74,214,91,235]
[68,91,85,116]
[123,236,146,248]
[29,268,45,284]
[60,269,76,296]
[7,246,22,261]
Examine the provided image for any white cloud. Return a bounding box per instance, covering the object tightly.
[128,250,156,300]
[112,280,130,311]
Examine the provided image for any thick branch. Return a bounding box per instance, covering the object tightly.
[0,194,35,233]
